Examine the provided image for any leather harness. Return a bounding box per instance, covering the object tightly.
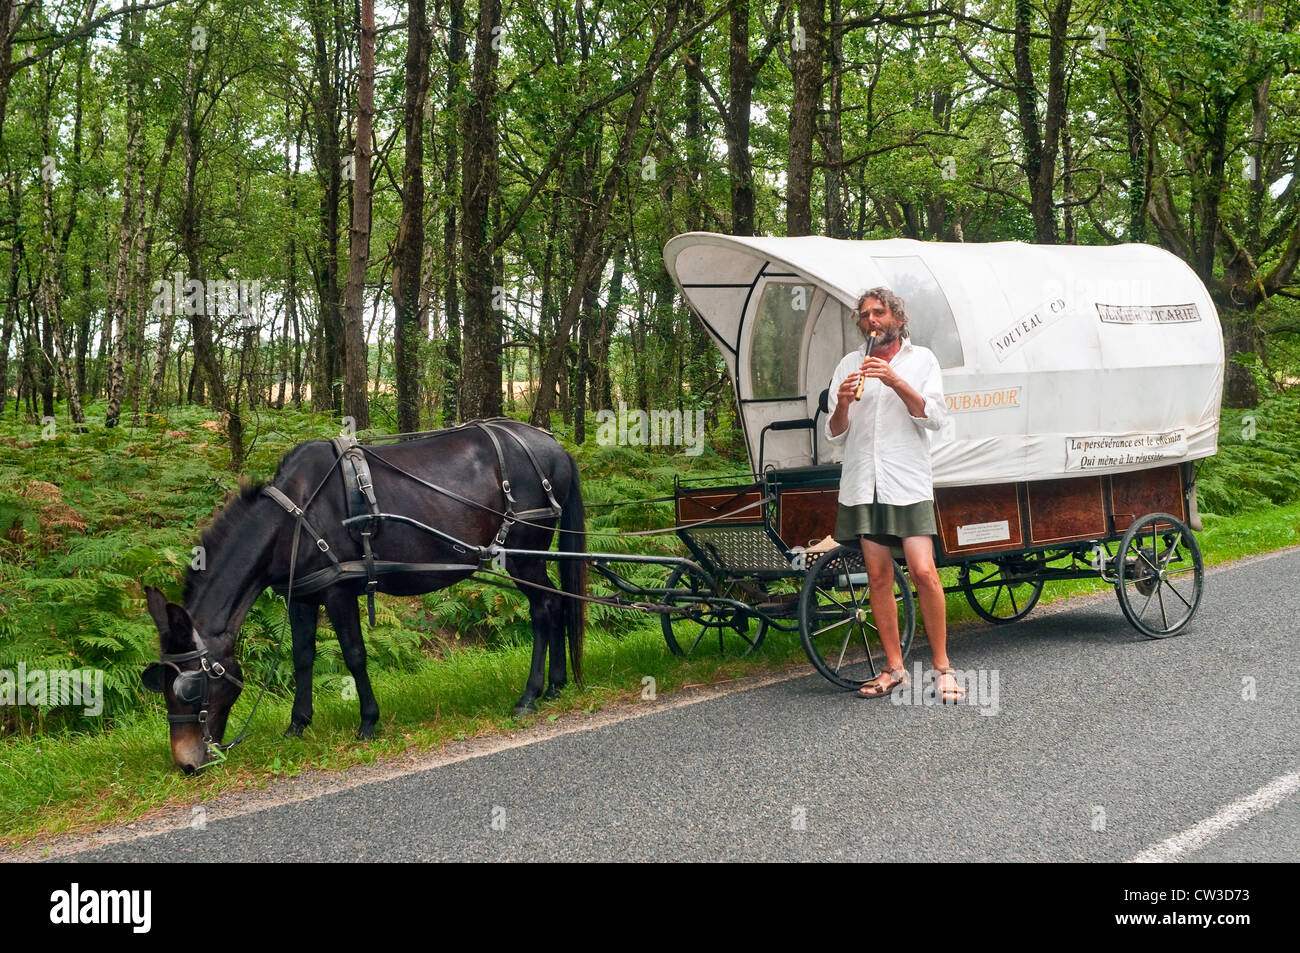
[260,420,564,625]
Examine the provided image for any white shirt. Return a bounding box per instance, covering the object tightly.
[823,338,946,506]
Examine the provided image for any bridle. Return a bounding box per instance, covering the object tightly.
[142,631,246,756]
[142,473,312,765]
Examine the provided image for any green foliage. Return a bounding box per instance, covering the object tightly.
[1198,388,1300,515]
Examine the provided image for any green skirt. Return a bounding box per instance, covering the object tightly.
[834,494,937,547]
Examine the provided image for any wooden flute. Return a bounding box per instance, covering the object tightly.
[853,330,878,401]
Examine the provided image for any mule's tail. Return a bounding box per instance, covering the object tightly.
[558,457,586,687]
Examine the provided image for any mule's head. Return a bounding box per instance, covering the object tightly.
[142,586,244,774]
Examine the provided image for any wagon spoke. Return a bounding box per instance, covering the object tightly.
[1008,585,1020,615]
[862,647,880,680]
[1134,573,1159,620]
[1161,578,1195,611]
[1134,547,1162,576]
[988,585,1004,615]
[813,615,854,639]
[1160,538,1182,571]
[840,559,860,603]
[833,625,856,674]
[1158,585,1169,630]
[686,628,707,654]
[855,623,873,659]
[814,580,854,612]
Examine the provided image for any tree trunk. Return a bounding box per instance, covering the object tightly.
[309,2,345,414]
[821,0,845,238]
[105,11,141,427]
[787,0,823,236]
[1,188,18,415]
[128,154,149,424]
[0,237,15,416]
[1117,15,1146,242]
[459,0,503,421]
[1013,0,1070,244]
[729,0,755,235]
[392,0,429,433]
[342,0,376,431]
[592,241,625,411]
[36,57,84,426]
[1221,311,1261,408]
[178,16,241,469]
[441,0,465,424]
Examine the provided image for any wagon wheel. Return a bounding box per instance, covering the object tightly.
[661,564,768,657]
[1114,512,1203,638]
[958,557,1045,624]
[798,545,915,690]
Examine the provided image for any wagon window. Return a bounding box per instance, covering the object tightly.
[750,282,813,399]
[870,256,964,368]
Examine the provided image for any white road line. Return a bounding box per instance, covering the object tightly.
[1130,771,1300,863]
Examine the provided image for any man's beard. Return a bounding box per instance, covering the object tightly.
[865,324,899,345]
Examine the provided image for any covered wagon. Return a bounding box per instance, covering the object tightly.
[661,232,1223,685]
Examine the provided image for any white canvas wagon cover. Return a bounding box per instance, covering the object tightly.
[664,232,1224,487]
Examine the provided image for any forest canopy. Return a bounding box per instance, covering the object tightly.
[1,0,1298,469]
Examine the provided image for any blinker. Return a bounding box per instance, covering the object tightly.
[139,661,204,704]
[141,662,167,693]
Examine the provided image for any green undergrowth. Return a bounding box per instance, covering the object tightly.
[1199,388,1300,515]
[2,395,1298,847]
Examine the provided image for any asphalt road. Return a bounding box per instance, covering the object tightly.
[55,549,1300,862]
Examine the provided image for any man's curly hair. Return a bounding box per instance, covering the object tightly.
[855,286,909,339]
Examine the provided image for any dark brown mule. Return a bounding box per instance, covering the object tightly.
[142,421,586,773]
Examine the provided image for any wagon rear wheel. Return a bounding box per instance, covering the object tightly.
[798,545,915,690]
[1114,513,1203,638]
[661,564,768,657]
[958,558,1044,624]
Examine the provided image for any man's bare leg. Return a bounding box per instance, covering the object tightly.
[858,537,906,693]
[900,534,963,699]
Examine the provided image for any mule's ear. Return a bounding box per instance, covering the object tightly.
[165,603,195,642]
[144,586,194,647]
[144,586,171,633]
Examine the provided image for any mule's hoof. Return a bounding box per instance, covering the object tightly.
[284,722,308,738]
[542,685,563,701]
[356,724,376,740]
[512,700,538,718]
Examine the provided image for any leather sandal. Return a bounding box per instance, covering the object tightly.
[856,666,908,698]
[935,666,966,704]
